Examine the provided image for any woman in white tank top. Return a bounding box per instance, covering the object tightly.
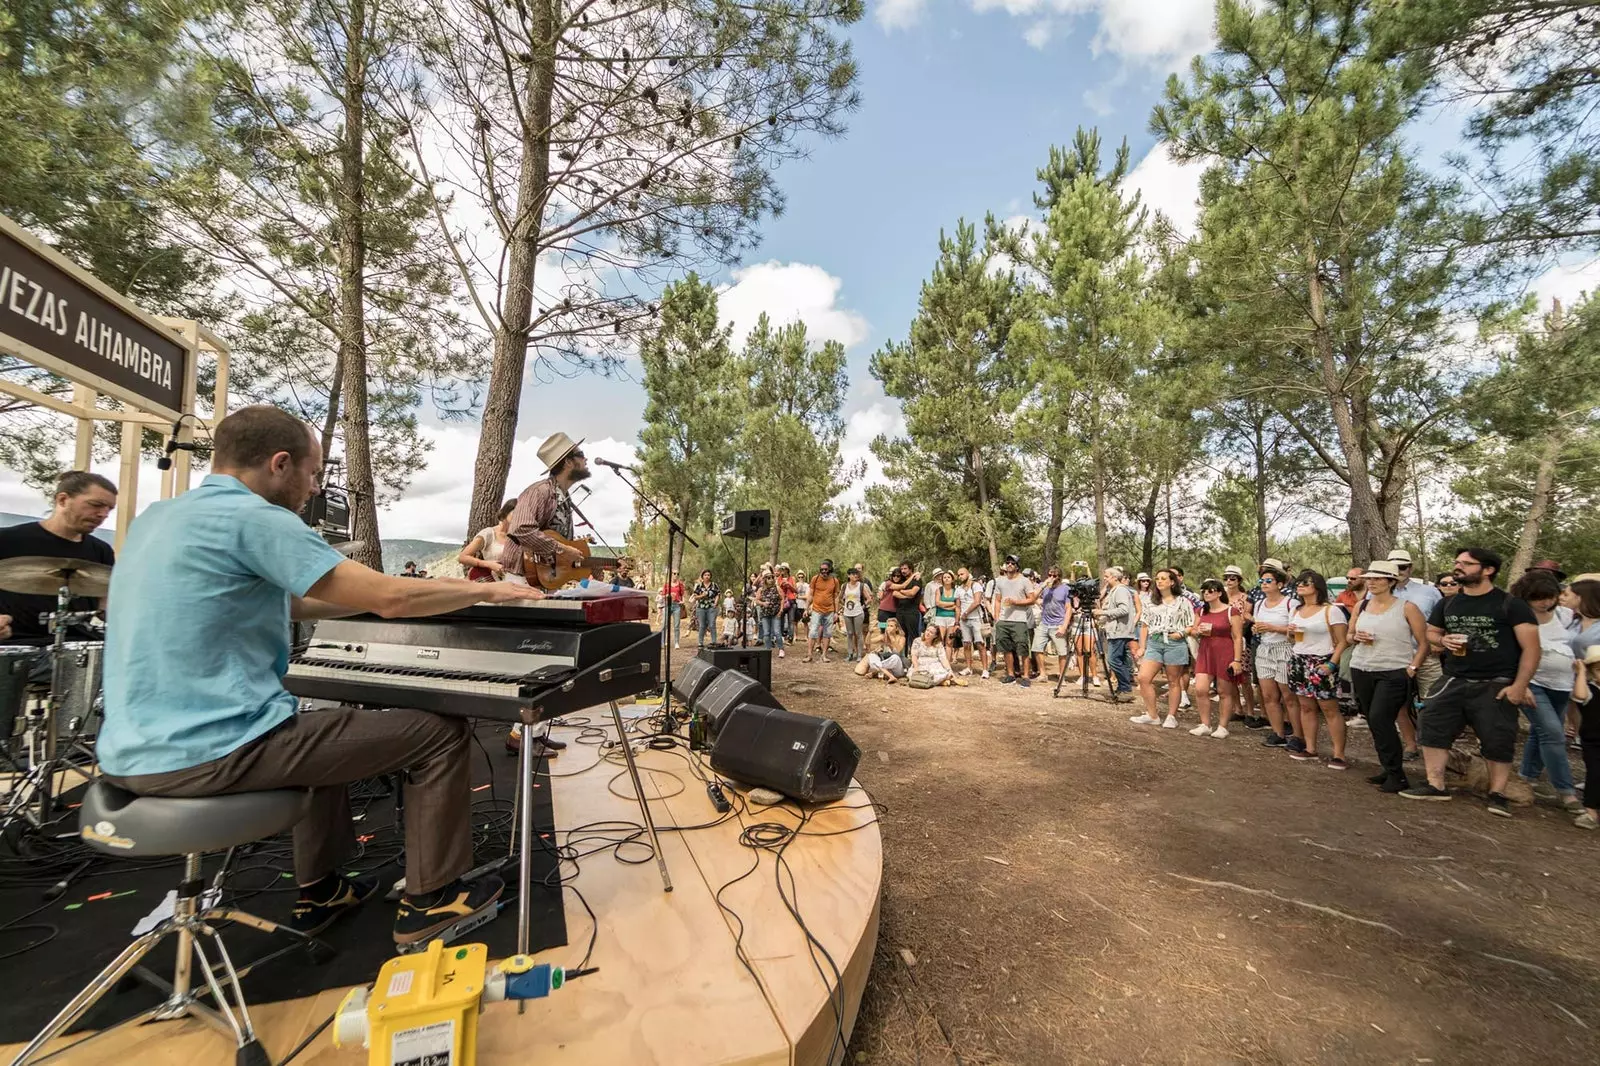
[1347,561,1429,791]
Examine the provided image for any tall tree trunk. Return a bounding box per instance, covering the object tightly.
[320,348,344,459]
[972,444,999,578]
[1140,480,1158,576]
[1307,264,1385,563]
[464,2,556,538]
[1042,457,1064,572]
[336,2,381,573]
[1511,428,1564,577]
[768,509,783,567]
[1252,419,1269,563]
[1412,472,1428,577]
[1091,441,1109,574]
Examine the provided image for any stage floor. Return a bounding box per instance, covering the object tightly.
[2,710,883,1066]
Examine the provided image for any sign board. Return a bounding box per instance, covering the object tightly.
[0,217,189,418]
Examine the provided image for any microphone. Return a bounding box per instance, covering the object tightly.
[595,457,639,474]
[156,415,199,470]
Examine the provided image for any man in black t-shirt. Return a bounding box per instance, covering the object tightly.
[0,471,118,650]
[1402,546,1539,817]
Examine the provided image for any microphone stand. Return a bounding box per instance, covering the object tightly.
[601,464,698,733]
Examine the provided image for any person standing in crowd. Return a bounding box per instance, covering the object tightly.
[1134,573,1154,608]
[1507,569,1584,813]
[720,587,739,646]
[1385,550,1444,696]
[1168,565,1202,708]
[858,618,907,682]
[1436,573,1459,600]
[932,568,960,650]
[1131,569,1194,728]
[990,555,1037,687]
[954,567,989,678]
[1246,559,1300,748]
[1336,568,1365,614]
[1095,567,1139,695]
[922,567,943,636]
[1403,547,1540,817]
[1188,579,1245,738]
[1563,575,1600,749]
[459,500,517,582]
[1222,565,1262,725]
[1036,565,1073,683]
[776,565,798,644]
[401,561,419,577]
[891,561,924,641]
[877,569,899,636]
[840,566,868,663]
[1348,560,1429,793]
[659,569,685,648]
[805,560,841,663]
[756,570,785,655]
[794,568,812,643]
[691,570,720,651]
[1286,570,1350,767]
[1571,646,1600,829]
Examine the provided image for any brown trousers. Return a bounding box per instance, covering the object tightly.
[106,707,472,894]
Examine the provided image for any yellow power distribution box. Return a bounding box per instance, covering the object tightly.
[341,939,490,1066]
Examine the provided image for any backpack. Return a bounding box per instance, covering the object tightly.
[907,671,936,689]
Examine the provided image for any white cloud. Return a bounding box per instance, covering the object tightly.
[1530,258,1600,311]
[833,401,905,510]
[1082,85,1115,116]
[0,431,181,532]
[876,0,930,31]
[966,0,1216,67]
[1127,142,1204,238]
[378,424,639,546]
[717,261,871,351]
[1024,19,1053,49]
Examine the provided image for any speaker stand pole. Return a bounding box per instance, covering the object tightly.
[610,700,672,892]
[603,467,699,733]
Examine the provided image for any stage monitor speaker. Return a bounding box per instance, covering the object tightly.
[671,655,722,708]
[710,705,860,805]
[696,645,772,691]
[720,509,771,540]
[695,669,781,738]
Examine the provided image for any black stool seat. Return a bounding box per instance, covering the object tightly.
[80,781,310,856]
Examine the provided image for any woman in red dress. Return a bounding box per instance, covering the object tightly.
[1189,579,1247,738]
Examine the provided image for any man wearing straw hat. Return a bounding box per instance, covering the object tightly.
[501,431,594,756]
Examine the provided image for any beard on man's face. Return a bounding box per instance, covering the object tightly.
[570,461,592,483]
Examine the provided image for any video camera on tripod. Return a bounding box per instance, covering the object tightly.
[1068,576,1100,609]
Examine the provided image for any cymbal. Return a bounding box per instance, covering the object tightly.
[332,540,367,558]
[0,556,113,598]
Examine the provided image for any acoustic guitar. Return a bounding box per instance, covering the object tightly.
[520,531,621,590]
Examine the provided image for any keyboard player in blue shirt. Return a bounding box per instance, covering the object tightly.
[97,405,546,946]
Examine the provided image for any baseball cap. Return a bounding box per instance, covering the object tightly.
[1387,549,1413,566]
[1223,565,1243,578]
[1004,554,1019,566]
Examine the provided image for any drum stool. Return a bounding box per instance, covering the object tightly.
[12,783,332,1066]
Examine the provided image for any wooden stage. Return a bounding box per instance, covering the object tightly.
[3,711,883,1065]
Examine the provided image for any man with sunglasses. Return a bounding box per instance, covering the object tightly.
[1403,546,1539,816]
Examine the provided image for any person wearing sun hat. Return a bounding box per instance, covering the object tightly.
[503,431,591,757]
[1348,560,1431,792]
[1572,644,1600,829]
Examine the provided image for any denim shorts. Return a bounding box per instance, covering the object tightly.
[1143,633,1190,666]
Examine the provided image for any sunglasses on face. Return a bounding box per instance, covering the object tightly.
[1438,580,1459,588]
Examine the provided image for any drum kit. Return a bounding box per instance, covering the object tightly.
[0,555,112,836]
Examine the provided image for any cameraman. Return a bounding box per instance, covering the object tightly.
[1095,567,1138,694]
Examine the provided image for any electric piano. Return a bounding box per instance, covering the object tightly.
[284,589,660,721]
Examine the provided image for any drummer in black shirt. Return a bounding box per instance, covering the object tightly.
[0,471,117,652]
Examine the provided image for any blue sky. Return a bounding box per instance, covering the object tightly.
[4,1,1594,545]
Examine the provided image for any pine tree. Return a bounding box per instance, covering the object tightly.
[1155,0,1473,562]
[637,273,740,571]
[870,220,1032,575]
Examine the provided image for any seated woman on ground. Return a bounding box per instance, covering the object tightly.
[910,624,967,687]
[859,618,907,682]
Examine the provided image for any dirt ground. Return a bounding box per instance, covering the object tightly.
[755,648,1600,1066]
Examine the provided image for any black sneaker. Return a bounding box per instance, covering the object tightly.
[999,674,1016,684]
[1403,749,1421,762]
[291,873,382,936]
[1380,775,1410,794]
[1285,735,1307,754]
[1016,677,1032,688]
[1367,772,1390,785]
[1245,717,1270,730]
[394,875,505,946]
[1486,792,1512,819]
[1262,732,1288,748]
[1400,784,1452,802]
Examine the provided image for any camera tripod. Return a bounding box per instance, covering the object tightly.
[1053,607,1123,702]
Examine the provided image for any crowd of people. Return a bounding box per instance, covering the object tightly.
[670,549,1600,830]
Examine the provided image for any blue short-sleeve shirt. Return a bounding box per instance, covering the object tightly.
[98,475,346,776]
